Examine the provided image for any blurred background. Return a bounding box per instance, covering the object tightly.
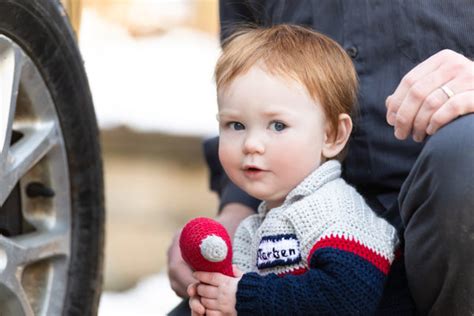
[68,0,222,314]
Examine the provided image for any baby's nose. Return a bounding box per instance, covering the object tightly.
[243,133,265,155]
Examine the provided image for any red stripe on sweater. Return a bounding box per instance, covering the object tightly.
[307,235,391,275]
[276,267,308,277]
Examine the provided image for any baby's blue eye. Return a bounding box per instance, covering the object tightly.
[229,122,245,130]
[270,121,287,132]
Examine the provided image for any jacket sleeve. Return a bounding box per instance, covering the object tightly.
[235,239,389,316]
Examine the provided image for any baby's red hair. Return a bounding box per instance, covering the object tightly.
[215,24,358,133]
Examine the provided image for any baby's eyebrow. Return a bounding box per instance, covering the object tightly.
[262,111,283,118]
[217,111,240,120]
[261,108,294,118]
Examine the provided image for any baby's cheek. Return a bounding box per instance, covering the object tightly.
[219,143,238,174]
[271,143,321,188]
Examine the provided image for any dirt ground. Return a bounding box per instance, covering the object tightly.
[101,128,218,291]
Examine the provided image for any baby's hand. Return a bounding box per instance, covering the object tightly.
[187,282,206,316]
[193,266,243,316]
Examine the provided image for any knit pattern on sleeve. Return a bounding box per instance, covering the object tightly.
[236,247,387,315]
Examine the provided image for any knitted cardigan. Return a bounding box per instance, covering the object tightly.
[233,160,399,315]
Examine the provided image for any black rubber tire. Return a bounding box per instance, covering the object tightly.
[0,0,104,315]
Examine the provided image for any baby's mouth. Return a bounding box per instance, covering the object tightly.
[246,167,261,172]
[243,164,263,171]
[243,165,266,178]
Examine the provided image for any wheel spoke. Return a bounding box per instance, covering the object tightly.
[0,274,35,316]
[0,36,23,170]
[0,232,67,316]
[0,122,59,206]
[0,231,68,269]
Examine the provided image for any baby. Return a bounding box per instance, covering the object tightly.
[189,24,398,315]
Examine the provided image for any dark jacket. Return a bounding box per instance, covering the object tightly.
[204,1,474,314]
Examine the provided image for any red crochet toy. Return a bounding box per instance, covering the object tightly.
[179,217,234,277]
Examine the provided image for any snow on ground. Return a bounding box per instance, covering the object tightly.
[79,9,220,137]
[99,272,182,316]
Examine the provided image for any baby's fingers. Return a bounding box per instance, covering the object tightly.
[197,283,219,299]
[194,271,226,286]
[189,295,206,315]
[201,297,220,310]
[191,309,202,316]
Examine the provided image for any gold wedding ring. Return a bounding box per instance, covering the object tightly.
[440,85,455,99]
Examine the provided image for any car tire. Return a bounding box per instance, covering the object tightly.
[0,0,104,315]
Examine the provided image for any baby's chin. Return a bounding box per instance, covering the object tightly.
[264,198,286,210]
[243,188,287,208]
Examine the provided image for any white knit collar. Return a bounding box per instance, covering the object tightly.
[258,160,342,215]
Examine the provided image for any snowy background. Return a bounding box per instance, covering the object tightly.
[99,273,182,315]
[78,3,221,314]
[80,9,220,137]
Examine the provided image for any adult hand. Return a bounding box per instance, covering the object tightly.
[386,49,474,142]
[167,230,196,298]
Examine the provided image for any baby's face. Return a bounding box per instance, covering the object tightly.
[217,65,329,209]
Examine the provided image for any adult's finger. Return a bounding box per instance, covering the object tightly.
[410,87,447,142]
[386,50,452,123]
[197,283,219,298]
[168,259,196,298]
[392,69,450,139]
[427,91,474,135]
[167,230,197,297]
[187,282,198,297]
[412,72,474,141]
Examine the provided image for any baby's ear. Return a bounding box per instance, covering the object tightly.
[322,114,352,159]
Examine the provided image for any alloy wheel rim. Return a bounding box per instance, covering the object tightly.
[0,34,71,315]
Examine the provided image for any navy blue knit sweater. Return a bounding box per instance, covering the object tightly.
[236,247,387,315]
